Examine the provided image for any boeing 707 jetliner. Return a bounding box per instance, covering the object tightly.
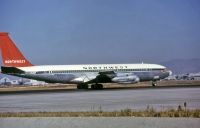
[0,32,172,89]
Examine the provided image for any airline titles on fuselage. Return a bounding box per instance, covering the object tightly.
[82,66,128,70]
[4,59,26,64]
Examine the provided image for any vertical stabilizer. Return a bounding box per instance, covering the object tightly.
[0,32,33,67]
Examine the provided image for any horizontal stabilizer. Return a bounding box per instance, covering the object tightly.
[1,66,25,74]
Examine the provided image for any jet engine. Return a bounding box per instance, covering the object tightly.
[112,73,139,84]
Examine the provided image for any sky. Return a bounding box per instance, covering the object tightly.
[0,0,200,65]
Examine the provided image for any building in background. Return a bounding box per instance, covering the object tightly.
[0,74,47,86]
[0,77,12,85]
[189,73,200,80]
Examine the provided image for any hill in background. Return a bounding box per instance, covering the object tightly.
[161,58,200,75]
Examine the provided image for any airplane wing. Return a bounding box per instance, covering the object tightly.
[71,71,115,84]
[87,71,115,84]
[84,71,139,84]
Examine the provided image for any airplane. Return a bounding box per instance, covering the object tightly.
[0,32,172,89]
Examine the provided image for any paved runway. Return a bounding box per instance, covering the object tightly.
[0,87,199,112]
[1,118,200,128]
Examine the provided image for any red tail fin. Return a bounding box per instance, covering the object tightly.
[0,32,33,67]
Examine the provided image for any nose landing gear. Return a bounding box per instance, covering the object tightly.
[152,81,157,86]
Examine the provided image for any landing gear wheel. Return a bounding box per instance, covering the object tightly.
[91,84,103,90]
[77,83,88,89]
[99,84,103,89]
[91,85,95,89]
[77,84,81,89]
[152,81,157,86]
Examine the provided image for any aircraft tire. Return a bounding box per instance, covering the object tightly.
[91,85,95,89]
[98,84,103,89]
[152,81,157,86]
[77,83,88,89]
[91,84,103,90]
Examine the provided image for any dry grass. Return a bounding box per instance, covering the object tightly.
[0,108,199,118]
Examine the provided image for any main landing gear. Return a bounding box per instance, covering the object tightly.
[91,84,103,90]
[77,83,88,89]
[77,83,103,90]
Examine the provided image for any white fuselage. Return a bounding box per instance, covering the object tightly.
[13,63,171,84]
[18,64,166,73]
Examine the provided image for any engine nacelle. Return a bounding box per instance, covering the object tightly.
[112,75,140,84]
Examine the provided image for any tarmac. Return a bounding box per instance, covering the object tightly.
[0,117,200,128]
[0,86,199,112]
